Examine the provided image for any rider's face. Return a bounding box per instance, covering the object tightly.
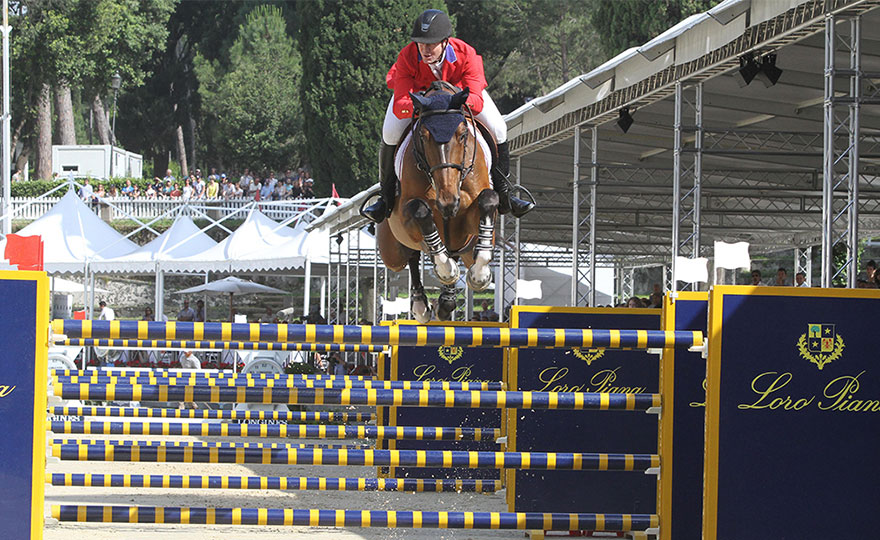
[418,41,445,64]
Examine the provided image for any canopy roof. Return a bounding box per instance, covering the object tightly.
[0,190,138,274]
[503,0,880,264]
[90,214,218,273]
[163,209,308,273]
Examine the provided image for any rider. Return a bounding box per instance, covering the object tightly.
[361,9,535,224]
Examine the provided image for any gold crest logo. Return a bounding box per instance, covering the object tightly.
[438,346,463,365]
[797,323,844,370]
[571,348,605,365]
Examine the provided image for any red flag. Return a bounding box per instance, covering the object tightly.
[4,233,44,271]
[331,183,340,199]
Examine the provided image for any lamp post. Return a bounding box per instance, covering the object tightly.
[110,71,121,147]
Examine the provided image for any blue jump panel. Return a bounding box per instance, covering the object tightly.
[509,307,660,514]
[0,273,48,540]
[382,321,505,480]
[704,287,880,540]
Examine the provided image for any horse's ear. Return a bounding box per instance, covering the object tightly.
[409,92,431,111]
[450,87,470,110]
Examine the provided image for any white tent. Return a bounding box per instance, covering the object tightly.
[163,209,308,273]
[89,214,218,274]
[0,190,137,274]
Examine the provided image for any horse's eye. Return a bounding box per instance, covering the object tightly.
[459,131,467,142]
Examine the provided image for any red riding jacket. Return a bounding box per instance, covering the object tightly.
[386,37,488,120]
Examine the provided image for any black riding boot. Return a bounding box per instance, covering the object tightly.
[493,141,535,218]
[361,143,398,224]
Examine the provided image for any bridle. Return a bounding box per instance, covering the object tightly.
[411,103,477,194]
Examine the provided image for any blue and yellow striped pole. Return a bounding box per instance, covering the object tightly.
[49,406,372,423]
[54,384,662,410]
[52,370,371,381]
[53,375,503,391]
[51,444,660,470]
[49,474,500,492]
[52,319,702,349]
[50,505,659,531]
[50,421,500,441]
[52,439,370,450]
[57,338,385,353]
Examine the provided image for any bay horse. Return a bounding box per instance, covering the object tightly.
[376,82,497,323]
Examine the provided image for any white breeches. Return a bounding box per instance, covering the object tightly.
[382,89,507,146]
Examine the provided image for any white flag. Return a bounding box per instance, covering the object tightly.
[381,297,411,316]
[516,279,543,300]
[714,241,751,270]
[674,256,709,284]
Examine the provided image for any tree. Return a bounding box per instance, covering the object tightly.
[10,0,173,178]
[194,5,302,170]
[298,0,441,196]
[592,0,719,58]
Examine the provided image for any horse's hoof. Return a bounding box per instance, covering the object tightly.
[413,308,432,324]
[411,297,432,323]
[435,259,460,286]
[467,266,492,291]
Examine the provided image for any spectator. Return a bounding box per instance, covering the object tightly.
[177,299,196,321]
[97,300,115,320]
[11,168,22,182]
[288,175,303,199]
[222,177,234,200]
[163,169,176,184]
[260,179,273,201]
[249,177,260,199]
[232,182,243,198]
[122,179,135,197]
[260,307,276,323]
[195,174,206,199]
[301,178,315,198]
[775,267,788,286]
[626,297,641,308]
[865,260,876,283]
[194,299,206,322]
[109,186,120,198]
[649,292,663,308]
[170,183,182,198]
[182,178,193,200]
[795,271,808,287]
[79,178,94,202]
[750,269,763,286]
[146,180,158,199]
[206,176,219,198]
[95,184,106,200]
[163,180,173,197]
[239,168,253,192]
[266,171,278,191]
[180,350,202,369]
[273,180,286,200]
[142,306,155,321]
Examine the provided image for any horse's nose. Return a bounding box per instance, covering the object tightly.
[437,196,459,219]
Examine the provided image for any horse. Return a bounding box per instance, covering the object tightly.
[376,82,498,323]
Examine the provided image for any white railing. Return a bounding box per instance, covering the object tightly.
[8,196,339,225]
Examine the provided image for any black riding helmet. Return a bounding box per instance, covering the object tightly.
[411,9,452,43]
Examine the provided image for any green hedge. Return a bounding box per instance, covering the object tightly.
[11,178,157,198]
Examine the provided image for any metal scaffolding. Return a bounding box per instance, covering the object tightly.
[672,81,703,291]
[822,13,866,287]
